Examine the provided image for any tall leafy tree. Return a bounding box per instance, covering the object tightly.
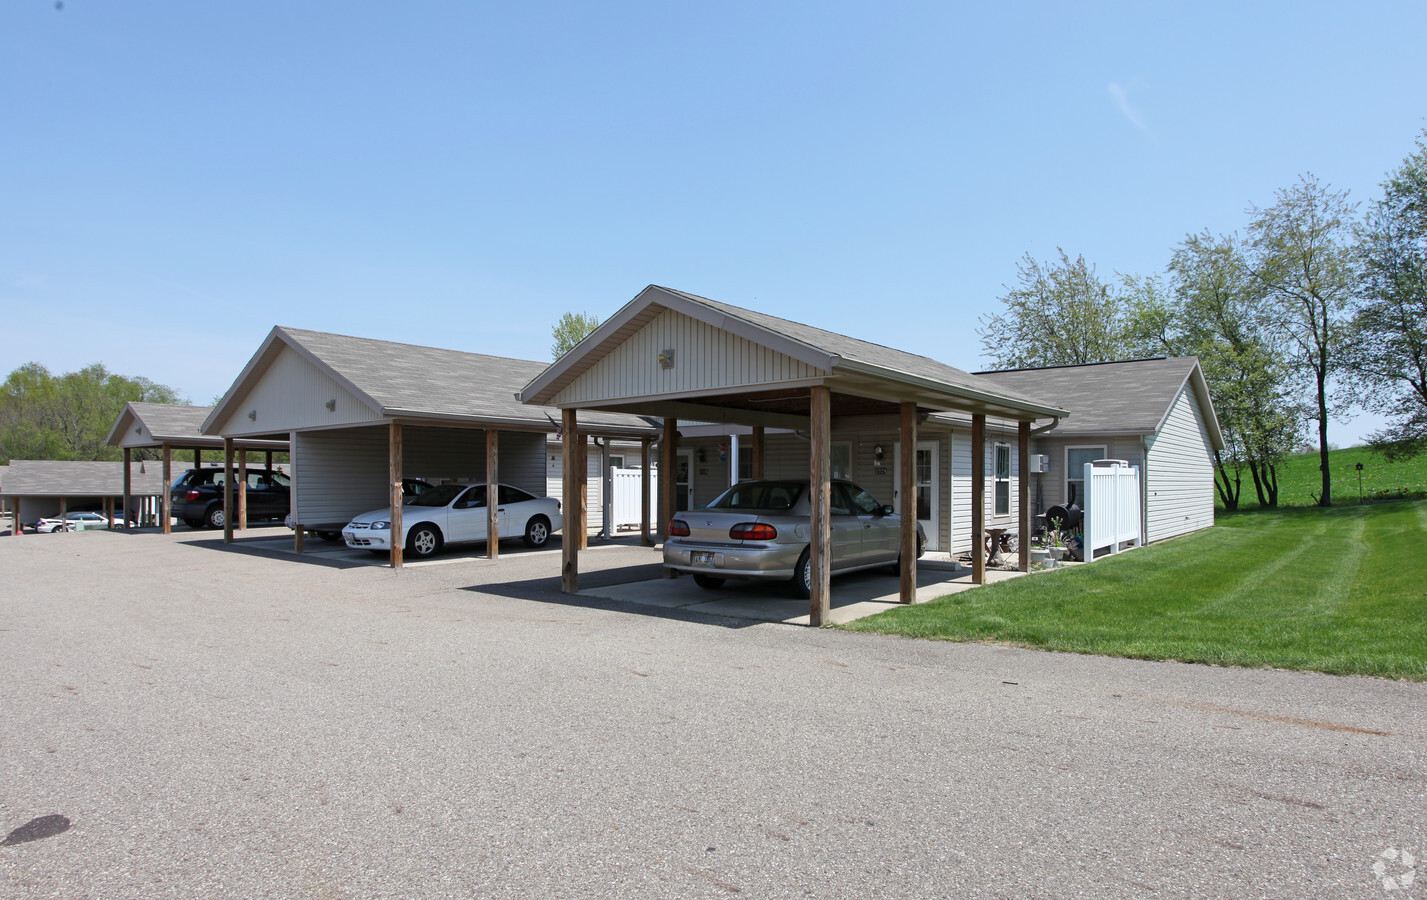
[1247,175,1359,506]
[551,312,601,360]
[978,250,1145,368]
[0,363,183,463]
[1349,130,1427,460]
[1163,232,1301,508]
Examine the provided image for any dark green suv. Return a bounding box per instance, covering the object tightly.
[170,468,291,529]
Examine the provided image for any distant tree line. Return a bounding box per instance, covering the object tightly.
[978,129,1427,510]
[0,363,184,464]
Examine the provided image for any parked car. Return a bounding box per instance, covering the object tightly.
[171,468,291,529]
[663,479,925,597]
[34,511,117,533]
[342,482,562,558]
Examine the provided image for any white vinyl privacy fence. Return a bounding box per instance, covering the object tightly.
[609,466,658,532]
[1083,459,1142,559]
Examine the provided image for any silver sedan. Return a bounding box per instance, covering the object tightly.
[663,479,924,597]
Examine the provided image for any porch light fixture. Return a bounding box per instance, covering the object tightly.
[247,409,257,421]
[657,349,675,369]
[874,444,885,463]
[325,399,336,411]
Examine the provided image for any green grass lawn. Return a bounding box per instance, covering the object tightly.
[1238,445,1427,508]
[842,500,1427,680]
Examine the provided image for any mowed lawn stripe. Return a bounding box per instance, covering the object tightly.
[842,501,1427,680]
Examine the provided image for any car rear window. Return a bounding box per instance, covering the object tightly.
[707,482,802,511]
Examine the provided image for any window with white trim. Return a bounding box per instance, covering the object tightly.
[1065,446,1105,507]
[993,443,1011,516]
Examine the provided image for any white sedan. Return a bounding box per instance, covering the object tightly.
[35,511,117,533]
[342,483,562,558]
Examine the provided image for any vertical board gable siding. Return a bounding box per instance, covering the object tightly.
[553,309,826,405]
[1145,386,1215,542]
[222,346,380,437]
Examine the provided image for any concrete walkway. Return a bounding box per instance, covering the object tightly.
[578,557,1034,625]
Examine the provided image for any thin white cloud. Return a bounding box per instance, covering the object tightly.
[1108,81,1150,133]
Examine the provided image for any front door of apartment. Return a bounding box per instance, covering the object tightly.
[675,449,694,511]
[893,440,939,551]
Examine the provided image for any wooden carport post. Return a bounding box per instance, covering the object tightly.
[122,447,132,530]
[1018,420,1031,572]
[809,385,832,625]
[161,443,173,534]
[389,422,403,569]
[222,438,235,544]
[971,413,986,585]
[486,428,499,560]
[561,409,579,592]
[751,426,765,479]
[899,402,918,604]
[639,437,652,546]
[659,417,677,567]
[238,449,248,530]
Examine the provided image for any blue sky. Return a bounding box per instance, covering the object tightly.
[3,1,1424,443]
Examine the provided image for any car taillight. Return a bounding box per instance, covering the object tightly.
[729,522,777,541]
[668,519,690,537]
[185,490,201,501]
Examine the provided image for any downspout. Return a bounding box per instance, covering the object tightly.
[1141,434,1151,546]
[594,437,609,540]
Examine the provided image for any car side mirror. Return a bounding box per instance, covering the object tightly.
[881,505,895,516]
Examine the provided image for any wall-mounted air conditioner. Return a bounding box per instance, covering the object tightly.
[1030,454,1050,473]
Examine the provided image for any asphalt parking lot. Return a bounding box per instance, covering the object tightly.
[1,529,1423,898]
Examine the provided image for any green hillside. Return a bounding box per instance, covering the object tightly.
[1225,445,1427,508]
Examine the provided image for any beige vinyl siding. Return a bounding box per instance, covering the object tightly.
[293,427,548,527]
[1145,386,1216,542]
[553,309,827,405]
[293,427,388,526]
[1033,436,1145,511]
[543,439,608,534]
[219,345,380,437]
[948,424,1021,553]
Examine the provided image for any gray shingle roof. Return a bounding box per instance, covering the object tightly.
[975,358,1203,436]
[1,460,166,496]
[267,328,657,433]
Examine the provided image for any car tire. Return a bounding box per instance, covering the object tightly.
[791,547,812,599]
[316,531,341,542]
[205,506,225,530]
[692,574,726,590]
[406,524,442,559]
[57,524,70,533]
[523,515,551,548]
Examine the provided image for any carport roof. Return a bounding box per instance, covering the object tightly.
[106,401,287,450]
[1,459,165,497]
[204,327,660,437]
[975,356,1225,449]
[519,285,1069,421]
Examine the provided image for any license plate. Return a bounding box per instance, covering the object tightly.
[691,551,716,568]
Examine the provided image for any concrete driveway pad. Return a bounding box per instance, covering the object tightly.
[1,530,1422,899]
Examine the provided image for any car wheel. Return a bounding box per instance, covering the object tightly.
[205,506,225,529]
[57,524,70,533]
[791,547,812,599]
[523,515,551,548]
[183,519,203,530]
[692,574,725,590]
[316,531,341,542]
[406,524,442,559]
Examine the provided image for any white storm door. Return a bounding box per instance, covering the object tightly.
[893,440,940,552]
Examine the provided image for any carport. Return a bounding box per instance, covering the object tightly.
[519,286,1068,625]
[203,327,659,567]
[106,401,288,534]
[2,459,165,532]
